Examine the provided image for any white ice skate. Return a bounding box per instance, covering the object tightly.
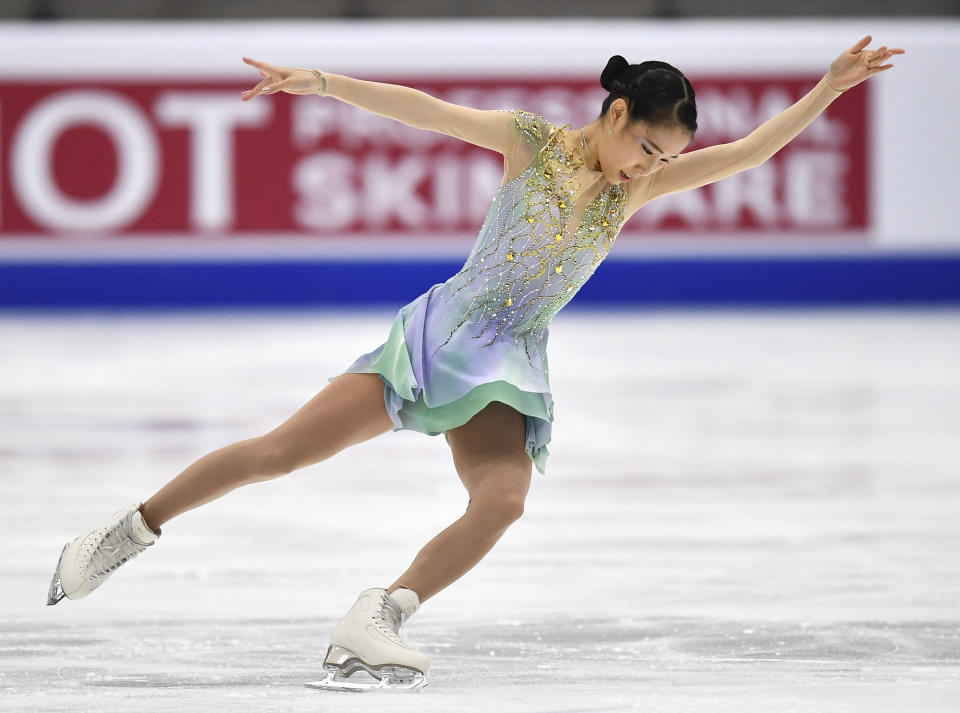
[46,502,160,605]
[305,587,429,691]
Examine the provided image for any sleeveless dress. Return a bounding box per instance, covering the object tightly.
[327,109,633,475]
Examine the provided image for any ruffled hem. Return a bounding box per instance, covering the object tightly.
[327,369,552,475]
[327,294,554,475]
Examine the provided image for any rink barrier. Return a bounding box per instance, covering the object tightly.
[1,254,959,308]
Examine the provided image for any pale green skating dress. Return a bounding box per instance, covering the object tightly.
[329,110,633,475]
[325,75,845,474]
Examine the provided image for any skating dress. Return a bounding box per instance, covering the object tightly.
[328,110,631,475]
[323,76,844,475]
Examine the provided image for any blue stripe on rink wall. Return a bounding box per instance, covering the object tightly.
[1,254,960,308]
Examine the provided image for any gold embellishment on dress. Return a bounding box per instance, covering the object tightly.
[429,109,628,372]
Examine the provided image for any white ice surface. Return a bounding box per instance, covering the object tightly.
[1,308,958,712]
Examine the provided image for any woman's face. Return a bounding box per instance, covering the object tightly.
[599,99,693,184]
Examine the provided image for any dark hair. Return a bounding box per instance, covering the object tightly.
[599,55,697,137]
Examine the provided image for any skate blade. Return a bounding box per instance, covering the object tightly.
[306,645,427,692]
[46,543,69,606]
[304,670,427,692]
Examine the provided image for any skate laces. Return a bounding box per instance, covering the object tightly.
[87,512,151,584]
[373,593,405,645]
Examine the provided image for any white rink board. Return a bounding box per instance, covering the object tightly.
[0,18,955,248]
[1,308,959,711]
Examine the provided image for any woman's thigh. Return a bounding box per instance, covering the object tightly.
[446,400,532,503]
[260,372,395,472]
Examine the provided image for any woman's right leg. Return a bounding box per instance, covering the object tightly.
[139,373,394,532]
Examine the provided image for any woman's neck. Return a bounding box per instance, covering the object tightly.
[579,121,603,172]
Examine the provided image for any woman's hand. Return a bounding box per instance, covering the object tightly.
[240,57,322,101]
[826,35,905,92]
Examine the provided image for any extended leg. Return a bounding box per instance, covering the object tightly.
[140,373,393,531]
[48,373,396,605]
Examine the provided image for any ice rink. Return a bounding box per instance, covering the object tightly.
[2,308,958,712]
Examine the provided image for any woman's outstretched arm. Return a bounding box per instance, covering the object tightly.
[241,57,518,156]
[628,35,905,211]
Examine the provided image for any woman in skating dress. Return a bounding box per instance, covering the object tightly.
[46,35,902,690]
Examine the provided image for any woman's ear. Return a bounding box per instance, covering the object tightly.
[609,98,628,133]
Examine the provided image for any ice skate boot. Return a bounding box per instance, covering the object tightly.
[306,587,429,691]
[46,502,160,605]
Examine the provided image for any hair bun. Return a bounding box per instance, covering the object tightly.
[600,55,630,92]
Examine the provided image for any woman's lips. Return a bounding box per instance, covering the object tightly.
[619,171,632,182]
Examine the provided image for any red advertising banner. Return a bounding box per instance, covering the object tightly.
[0,76,867,240]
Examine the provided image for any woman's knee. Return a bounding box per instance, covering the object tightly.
[469,485,527,529]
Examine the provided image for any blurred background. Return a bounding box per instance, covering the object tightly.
[0,5,956,307]
[1,1,959,19]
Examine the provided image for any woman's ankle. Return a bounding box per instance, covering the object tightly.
[138,503,162,536]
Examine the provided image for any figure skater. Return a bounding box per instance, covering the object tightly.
[46,35,903,690]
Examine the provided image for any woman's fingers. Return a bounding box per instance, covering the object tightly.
[242,56,279,73]
[859,44,906,71]
[867,49,885,66]
[851,35,871,53]
[242,56,294,100]
[262,76,292,94]
[855,38,906,61]
[241,77,270,101]
[243,57,286,82]
[869,48,904,66]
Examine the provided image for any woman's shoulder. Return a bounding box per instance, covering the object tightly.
[508,109,559,147]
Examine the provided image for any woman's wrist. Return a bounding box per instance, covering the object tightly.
[823,73,846,94]
[309,68,328,96]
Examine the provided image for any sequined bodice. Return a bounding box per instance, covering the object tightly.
[430,110,628,372]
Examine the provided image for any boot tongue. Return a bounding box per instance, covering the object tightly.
[387,588,421,623]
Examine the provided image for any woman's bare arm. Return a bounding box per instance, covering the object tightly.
[241,58,518,156]
[322,73,518,154]
[627,35,904,214]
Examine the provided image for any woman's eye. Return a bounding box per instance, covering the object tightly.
[641,143,653,155]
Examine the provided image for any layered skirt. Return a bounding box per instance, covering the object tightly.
[327,282,554,474]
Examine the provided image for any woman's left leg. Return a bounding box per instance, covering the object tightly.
[385,400,532,604]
